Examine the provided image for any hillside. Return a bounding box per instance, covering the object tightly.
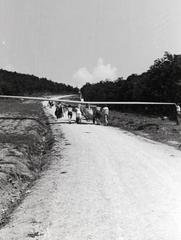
[0,69,79,96]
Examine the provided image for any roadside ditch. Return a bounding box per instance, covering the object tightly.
[0,99,54,228]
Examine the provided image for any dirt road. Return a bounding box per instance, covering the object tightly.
[1,104,181,239]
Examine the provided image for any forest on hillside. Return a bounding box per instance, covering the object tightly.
[0,69,79,96]
[81,52,181,116]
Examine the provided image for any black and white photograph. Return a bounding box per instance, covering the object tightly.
[0,0,181,239]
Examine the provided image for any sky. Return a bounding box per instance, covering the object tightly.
[0,0,181,88]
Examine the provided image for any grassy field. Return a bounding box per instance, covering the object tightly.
[0,99,53,227]
[108,110,181,150]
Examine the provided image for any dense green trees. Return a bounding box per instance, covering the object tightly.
[0,69,79,96]
[144,52,181,102]
[81,53,181,116]
[81,52,181,103]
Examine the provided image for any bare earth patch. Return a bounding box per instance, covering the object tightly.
[0,99,53,227]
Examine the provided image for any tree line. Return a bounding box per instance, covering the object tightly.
[81,52,181,117]
[0,69,79,96]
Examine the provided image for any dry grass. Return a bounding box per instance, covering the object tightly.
[108,110,181,150]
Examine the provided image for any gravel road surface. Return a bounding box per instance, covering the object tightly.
[1,104,181,240]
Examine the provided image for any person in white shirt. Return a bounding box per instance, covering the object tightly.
[175,103,181,125]
[76,107,82,124]
[102,105,109,126]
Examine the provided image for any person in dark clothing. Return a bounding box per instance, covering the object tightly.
[55,102,63,119]
[67,105,73,123]
[92,107,96,124]
[94,105,101,125]
[48,100,54,108]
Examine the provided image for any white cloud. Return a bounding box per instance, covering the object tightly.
[93,58,117,81]
[72,67,94,87]
[72,58,117,88]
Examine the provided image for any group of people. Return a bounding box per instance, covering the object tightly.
[49,100,181,126]
[48,100,109,125]
[66,104,109,125]
[93,105,109,126]
[54,102,81,124]
[68,105,82,124]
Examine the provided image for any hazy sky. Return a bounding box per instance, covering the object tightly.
[0,0,181,88]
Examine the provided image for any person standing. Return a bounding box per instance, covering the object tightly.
[47,100,54,108]
[95,105,101,125]
[175,103,181,125]
[102,105,109,126]
[67,105,73,124]
[55,102,64,119]
[75,107,82,124]
[92,107,96,124]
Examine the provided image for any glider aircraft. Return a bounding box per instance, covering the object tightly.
[0,94,176,123]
